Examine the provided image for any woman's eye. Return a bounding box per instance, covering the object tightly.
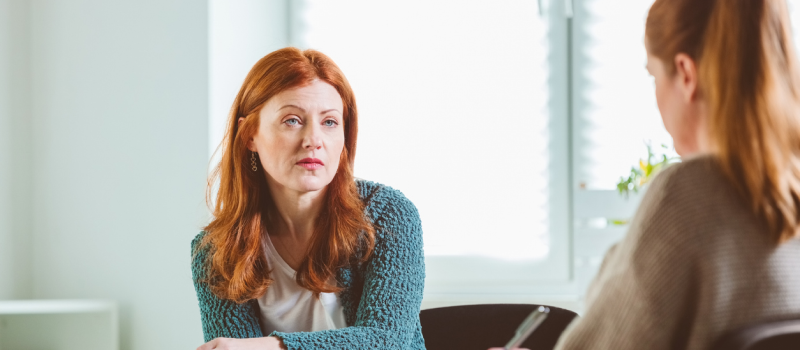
[284,118,300,126]
[323,119,338,127]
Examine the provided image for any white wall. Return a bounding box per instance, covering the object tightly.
[0,0,210,348]
[209,0,288,157]
[0,0,297,348]
[0,0,33,300]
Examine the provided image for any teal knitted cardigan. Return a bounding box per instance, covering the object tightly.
[191,180,426,349]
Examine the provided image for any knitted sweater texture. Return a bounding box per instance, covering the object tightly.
[191,180,426,349]
[555,156,800,350]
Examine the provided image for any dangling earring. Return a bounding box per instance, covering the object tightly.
[251,152,258,172]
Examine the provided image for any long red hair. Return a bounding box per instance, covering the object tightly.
[200,48,375,303]
[647,0,800,243]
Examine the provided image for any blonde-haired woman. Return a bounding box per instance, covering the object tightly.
[549,0,800,349]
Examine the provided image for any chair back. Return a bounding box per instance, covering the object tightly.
[712,319,800,350]
[419,303,577,350]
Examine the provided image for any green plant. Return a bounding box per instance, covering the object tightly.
[616,143,679,197]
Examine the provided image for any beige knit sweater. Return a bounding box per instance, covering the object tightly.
[555,155,800,350]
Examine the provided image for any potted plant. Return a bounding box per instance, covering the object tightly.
[616,143,679,198]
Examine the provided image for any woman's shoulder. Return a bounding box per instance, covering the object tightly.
[354,178,398,202]
[191,231,210,281]
[192,230,208,250]
[355,178,421,231]
[642,155,732,207]
[354,179,424,266]
[355,178,417,211]
[652,154,725,187]
[631,154,757,250]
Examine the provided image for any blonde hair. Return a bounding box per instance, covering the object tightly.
[647,0,800,243]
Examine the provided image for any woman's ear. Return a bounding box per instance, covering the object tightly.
[238,117,257,152]
[674,53,699,102]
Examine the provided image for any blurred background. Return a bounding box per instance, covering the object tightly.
[2,0,800,349]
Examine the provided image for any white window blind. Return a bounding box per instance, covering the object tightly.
[574,0,673,190]
[570,0,668,300]
[294,0,571,293]
[790,1,800,52]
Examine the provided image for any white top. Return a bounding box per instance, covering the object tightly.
[257,233,347,335]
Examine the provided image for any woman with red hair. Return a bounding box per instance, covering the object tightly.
[192,48,425,350]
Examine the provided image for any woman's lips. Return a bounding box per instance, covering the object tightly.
[297,158,324,170]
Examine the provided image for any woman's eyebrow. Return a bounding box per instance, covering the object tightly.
[278,105,340,114]
[278,104,305,112]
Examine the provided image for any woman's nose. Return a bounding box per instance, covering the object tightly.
[303,126,323,150]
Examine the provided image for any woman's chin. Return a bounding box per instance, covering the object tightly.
[291,177,332,193]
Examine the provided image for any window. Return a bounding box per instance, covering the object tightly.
[570,0,662,299]
[574,0,670,190]
[790,1,800,52]
[293,0,572,300]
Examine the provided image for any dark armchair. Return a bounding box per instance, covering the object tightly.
[419,304,578,350]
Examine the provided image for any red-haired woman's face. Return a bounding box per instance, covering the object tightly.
[245,80,345,194]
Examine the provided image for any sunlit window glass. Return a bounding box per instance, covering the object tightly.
[574,0,674,189]
[297,0,553,260]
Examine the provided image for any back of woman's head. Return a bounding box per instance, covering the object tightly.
[200,48,375,303]
[647,0,800,243]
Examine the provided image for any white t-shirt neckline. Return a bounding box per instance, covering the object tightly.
[256,232,347,335]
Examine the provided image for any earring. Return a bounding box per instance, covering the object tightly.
[251,152,258,172]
